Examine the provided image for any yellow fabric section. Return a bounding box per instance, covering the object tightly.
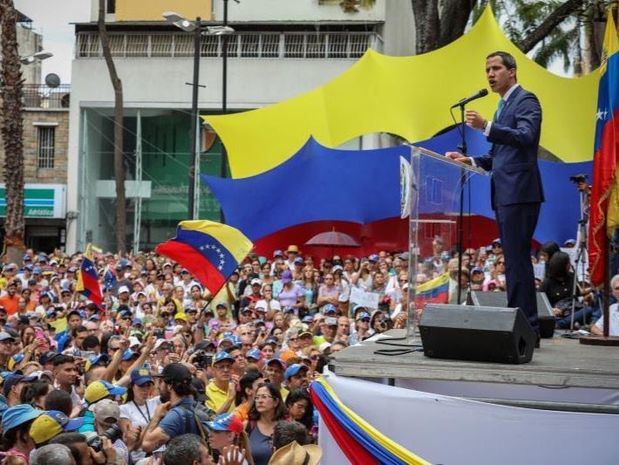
[415,272,449,293]
[115,0,213,21]
[317,377,431,465]
[49,317,68,334]
[205,7,598,178]
[179,220,253,262]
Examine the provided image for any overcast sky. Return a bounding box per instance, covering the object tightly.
[15,0,90,83]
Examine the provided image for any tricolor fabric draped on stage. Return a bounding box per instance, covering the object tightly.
[311,377,431,465]
[204,7,598,179]
[313,373,619,465]
[202,127,592,247]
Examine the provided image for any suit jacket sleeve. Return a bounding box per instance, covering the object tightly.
[487,93,541,149]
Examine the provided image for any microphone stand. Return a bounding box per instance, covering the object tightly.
[456,104,468,305]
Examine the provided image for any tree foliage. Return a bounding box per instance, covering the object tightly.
[412,0,616,72]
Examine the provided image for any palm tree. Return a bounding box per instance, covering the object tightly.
[0,0,26,263]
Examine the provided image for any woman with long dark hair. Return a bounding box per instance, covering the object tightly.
[246,383,285,465]
[540,251,595,328]
[119,368,160,463]
[234,371,264,423]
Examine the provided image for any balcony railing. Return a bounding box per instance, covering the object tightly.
[23,84,71,109]
[76,31,381,59]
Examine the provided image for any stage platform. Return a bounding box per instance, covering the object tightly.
[330,329,619,414]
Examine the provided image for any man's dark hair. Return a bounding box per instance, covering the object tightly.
[82,335,100,351]
[50,433,87,465]
[487,51,517,70]
[163,434,203,465]
[71,325,87,338]
[45,389,74,416]
[52,354,75,367]
[272,420,310,450]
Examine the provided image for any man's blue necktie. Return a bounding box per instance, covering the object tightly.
[494,99,505,121]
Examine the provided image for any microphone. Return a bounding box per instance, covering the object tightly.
[451,89,488,108]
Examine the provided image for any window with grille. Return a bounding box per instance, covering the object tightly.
[37,126,55,168]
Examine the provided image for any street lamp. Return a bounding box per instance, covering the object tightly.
[163,12,203,220]
[163,7,236,220]
[19,50,53,65]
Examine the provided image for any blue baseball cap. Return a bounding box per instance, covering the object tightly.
[212,351,235,366]
[284,363,309,381]
[122,349,139,361]
[356,311,371,321]
[245,348,262,361]
[3,373,36,396]
[301,315,314,323]
[130,367,154,386]
[1,404,43,432]
[266,358,286,370]
[322,304,337,315]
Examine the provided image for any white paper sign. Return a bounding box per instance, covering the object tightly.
[349,287,380,309]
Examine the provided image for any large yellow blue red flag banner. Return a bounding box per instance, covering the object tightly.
[588,11,619,287]
[156,220,253,295]
[205,7,598,178]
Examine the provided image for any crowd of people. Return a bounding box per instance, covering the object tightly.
[0,237,613,465]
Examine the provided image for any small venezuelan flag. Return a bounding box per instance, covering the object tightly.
[76,244,103,306]
[415,272,449,305]
[156,220,253,295]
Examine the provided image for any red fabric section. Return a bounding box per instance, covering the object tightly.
[589,109,619,286]
[156,240,225,293]
[310,387,378,465]
[253,215,501,261]
[81,272,102,305]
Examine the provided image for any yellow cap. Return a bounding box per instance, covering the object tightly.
[174,312,188,322]
[29,414,63,444]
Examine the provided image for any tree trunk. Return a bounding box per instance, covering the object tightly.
[98,0,126,254]
[438,0,478,48]
[518,0,586,53]
[411,0,440,53]
[0,0,26,263]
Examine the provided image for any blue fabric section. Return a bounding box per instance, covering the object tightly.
[203,129,592,246]
[595,51,619,151]
[311,381,405,465]
[173,228,238,276]
[202,138,407,240]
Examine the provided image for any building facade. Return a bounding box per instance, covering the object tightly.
[0,12,69,252]
[67,0,415,253]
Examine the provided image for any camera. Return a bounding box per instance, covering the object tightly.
[87,425,123,452]
[569,174,588,184]
[193,350,213,368]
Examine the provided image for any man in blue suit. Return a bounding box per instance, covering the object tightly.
[447,51,544,335]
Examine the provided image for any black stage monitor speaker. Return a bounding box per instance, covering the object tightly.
[419,304,536,364]
[470,291,555,338]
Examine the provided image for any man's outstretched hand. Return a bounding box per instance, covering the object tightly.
[445,152,473,165]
